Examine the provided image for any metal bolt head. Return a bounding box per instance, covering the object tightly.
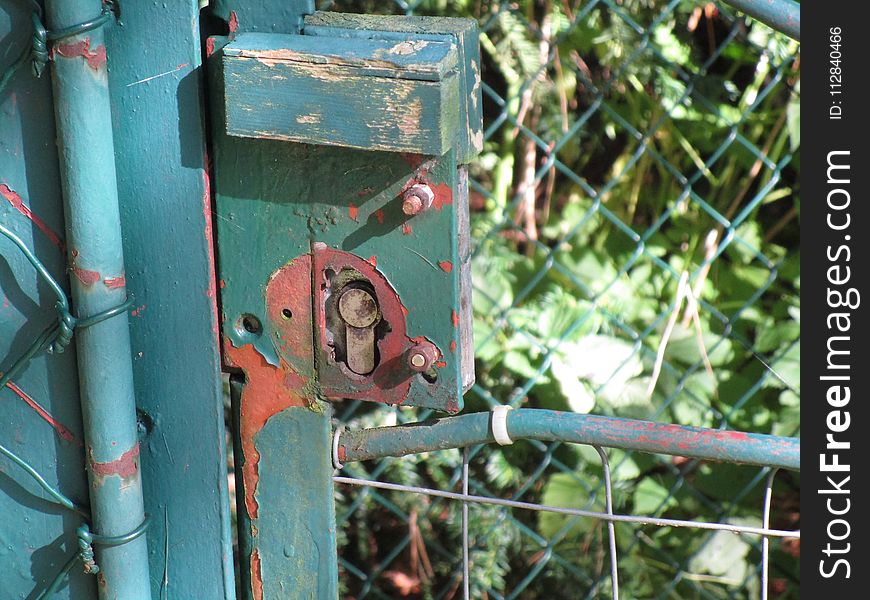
[338,287,378,328]
[402,184,435,216]
[407,341,438,372]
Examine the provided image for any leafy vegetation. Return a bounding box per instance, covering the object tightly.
[331,1,801,598]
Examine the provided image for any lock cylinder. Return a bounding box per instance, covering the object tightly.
[337,286,380,375]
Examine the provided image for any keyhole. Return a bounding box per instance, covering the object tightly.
[337,287,380,375]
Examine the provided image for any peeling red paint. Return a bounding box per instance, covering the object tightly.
[434,361,447,368]
[90,443,140,478]
[202,158,220,344]
[251,548,264,600]
[430,182,454,210]
[374,209,385,224]
[5,382,75,442]
[206,37,217,57]
[449,340,457,353]
[228,258,315,521]
[220,279,226,289]
[438,261,454,273]
[53,38,107,71]
[348,203,359,222]
[368,255,377,267]
[103,275,126,289]
[451,310,460,327]
[225,342,309,520]
[1,184,64,248]
[228,10,240,33]
[131,304,146,317]
[402,223,412,235]
[72,267,101,286]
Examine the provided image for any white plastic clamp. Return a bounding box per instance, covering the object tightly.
[491,405,514,446]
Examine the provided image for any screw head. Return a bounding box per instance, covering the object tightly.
[407,341,438,372]
[402,184,435,216]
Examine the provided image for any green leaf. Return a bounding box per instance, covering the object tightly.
[551,356,595,413]
[632,478,676,514]
[688,517,758,584]
[664,323,734,367]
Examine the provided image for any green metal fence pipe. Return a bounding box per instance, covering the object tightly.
[44,1,152,597]
[721,0,800,41]
[337,409,800,471]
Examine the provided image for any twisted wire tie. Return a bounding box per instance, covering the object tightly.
[76,516,151,576]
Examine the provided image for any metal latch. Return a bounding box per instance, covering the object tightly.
[211,12,482,414]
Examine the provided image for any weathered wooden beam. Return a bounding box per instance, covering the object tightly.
[304,11,484,164]
[221,33,461,155]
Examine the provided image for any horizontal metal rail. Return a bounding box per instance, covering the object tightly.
[336,409,800,471]
[722,0,800,41]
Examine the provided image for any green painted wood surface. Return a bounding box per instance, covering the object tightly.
[303,11,483,164]
[222,33,461,155]
[211,16,478,595]
[212,139,468,413]
[231,378,338,600]
[104,2,235,598]
[1,5,95,598]
[210,0,314,35]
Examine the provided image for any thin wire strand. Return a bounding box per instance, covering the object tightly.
[462,447,470,600]
[334,476,800,539]
[761,468,778,600]
[595,447,619,600]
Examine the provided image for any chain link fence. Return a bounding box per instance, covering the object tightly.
[327,0,801,598]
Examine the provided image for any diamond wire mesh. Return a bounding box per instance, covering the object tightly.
[326,1,800,598]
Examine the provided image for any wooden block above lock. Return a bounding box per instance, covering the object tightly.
[220,32,464,156]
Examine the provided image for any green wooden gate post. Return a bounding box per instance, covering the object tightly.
[44,0,151,596]
[207,4,482,598]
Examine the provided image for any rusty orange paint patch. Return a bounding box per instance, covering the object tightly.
[374,209,385,224]
[225,342,308,520]
[53,38,107,71]
[438,261,454,273]
[90,443,140,478]
[250,548,264,600]
[104,275,126,289]
[1,183,64,248]
[348,203,359,222]
[434,361,447,368]
[72,267,101,286]
[402,223,412,235]
[430,182,453,210]
[450,340,457,353]
[451,310,460,327]
[368,256,378,267]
